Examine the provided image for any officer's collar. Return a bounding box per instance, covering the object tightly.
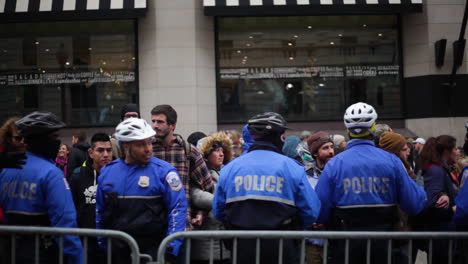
[248,141,282,154]
[347,139,375,149]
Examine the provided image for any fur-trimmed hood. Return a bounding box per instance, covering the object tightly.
[199,132,233,165]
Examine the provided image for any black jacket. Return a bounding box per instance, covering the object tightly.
[67,141,90,179]
[70,159,99,229]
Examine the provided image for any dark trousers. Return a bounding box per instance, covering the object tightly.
[83,238,106,264]
[329,238,388,264]
[229,238,299,264]
[14,236,59,264]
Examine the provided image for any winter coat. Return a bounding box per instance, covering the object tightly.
[70,159,99,229]
[418,164,458,230]
[67,141,90,179]
[190,169,230,261]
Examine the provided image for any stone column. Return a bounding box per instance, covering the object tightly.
[138,0,217,138]
[402,0,468,143]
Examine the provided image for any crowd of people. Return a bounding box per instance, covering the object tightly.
[0,102,468,264]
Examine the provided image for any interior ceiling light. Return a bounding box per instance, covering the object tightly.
[236,50,241,53]
[307,26,312,29]
[330,42,335,45]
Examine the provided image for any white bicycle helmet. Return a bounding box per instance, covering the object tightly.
[115,118,155,142]
[343,102,378,129]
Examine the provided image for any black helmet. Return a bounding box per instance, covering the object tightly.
[15,111,66,137]
[248,112,288,138]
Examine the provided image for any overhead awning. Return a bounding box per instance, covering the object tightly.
[0,0,147,22]
[204,0,422,16]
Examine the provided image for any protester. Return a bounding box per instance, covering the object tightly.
[379,132,415,179]
[70,133,112,263]
[378,131,418,262]
[109,103,141,159]
[282,135,301,161]
[213,112,321,264]
[416,135,460,264]
[190,131,232,263]
[187,131,207,147]
[96,118,187,263]
[0,117,26,153]
[55,143,70,177]
[305,131,334,264]
[300,130,312,141]
[0,111,83,264]
[150,104,214,261]
[67,130,90,179]
[373,123,392,146]
[228,129,243,158]
[315,102,426,264]
[332,134,346,154]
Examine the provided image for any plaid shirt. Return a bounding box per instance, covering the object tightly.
[153,135,214,229]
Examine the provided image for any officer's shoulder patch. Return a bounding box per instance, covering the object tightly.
[165,171,182,191]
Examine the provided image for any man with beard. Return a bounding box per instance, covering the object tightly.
[150,105,214,261]
[67,130,90,180]
[70,132,113,263]
[0,111,83,264]
[150,105,214,227]
[305,131,334,264]
[96,118,187,263]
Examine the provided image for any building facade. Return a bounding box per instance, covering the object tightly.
[1,0,467,144]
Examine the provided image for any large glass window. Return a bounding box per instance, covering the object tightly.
[217,16,402,123]
[0,20,137,126]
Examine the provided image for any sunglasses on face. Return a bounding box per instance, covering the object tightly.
[12,136,23,141]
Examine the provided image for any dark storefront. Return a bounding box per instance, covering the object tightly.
[204,0,423,124]
[0,0,146,127]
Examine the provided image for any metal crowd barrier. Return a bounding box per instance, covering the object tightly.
[0,225,154,264]
[156,230,468,264]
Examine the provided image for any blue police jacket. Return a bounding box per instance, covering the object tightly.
[96,156,187,256]
[213,149,321,228]
[0,152,83,264]
[454,180,468,225]
[315,140,427,224]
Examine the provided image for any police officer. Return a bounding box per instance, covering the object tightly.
[315,102,426,264]
[96,118,187,263]
[0,111,83,264]
[213,112,321,264]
